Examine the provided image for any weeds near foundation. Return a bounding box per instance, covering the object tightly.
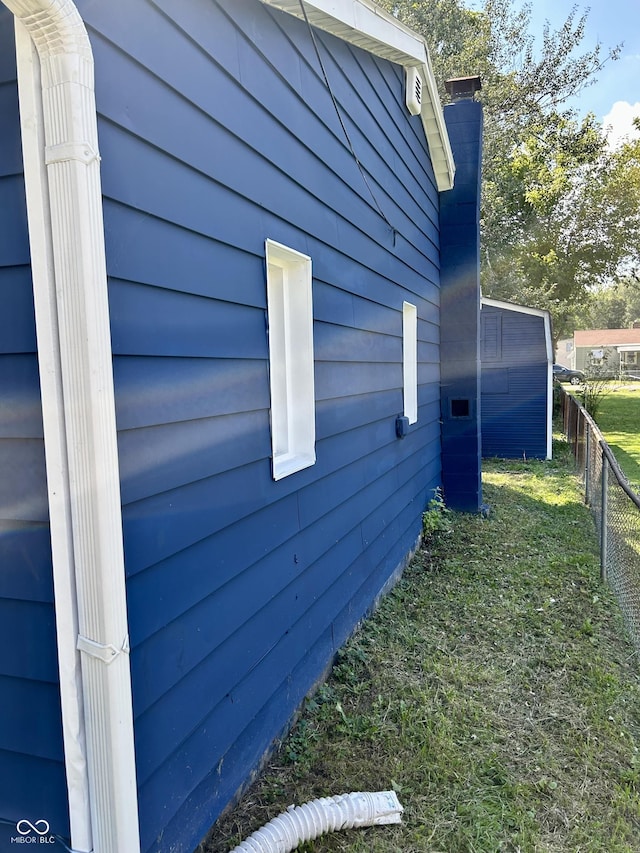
[422,486,453,539]
[203,438,640,853]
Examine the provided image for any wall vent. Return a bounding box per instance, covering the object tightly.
[405,67,422,116]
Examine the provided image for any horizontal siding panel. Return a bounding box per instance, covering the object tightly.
[315,360,401,399]
[0,520,52,602]
[0,439,48,522]
[109,280,267,358]
[0,84,22,178]
[138,634,333,853]
[131,523,364,724]
[316,390,400,439]
[296,425,435,530]
[0,5,16,83]
[308,240,439,307]
[0,355,44,438]
[0,599,58,682]
[501,318,547,362]
[0,750,68,842]
[118,410,270,505]
[314,321,400,363]
[127,494,301,645]
[419,316,440,344]
[113,355,269,430]
[0,176,29,266]
[124,405,422,579]
[122,460,272,575]
[0,675,64,761]
[103,202,267,307]
[132,458,401,713]
[308,35,439,234]
[417,360,441,386]
[348,44,437,194]
[314,282,420,335]
[0,267,36,353]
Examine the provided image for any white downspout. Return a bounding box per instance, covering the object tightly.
[6,2,140,852]
[14,20,92,852]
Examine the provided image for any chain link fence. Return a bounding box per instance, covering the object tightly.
[559,386,640,652]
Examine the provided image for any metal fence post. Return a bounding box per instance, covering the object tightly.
[600,450,608,584]
[585,427,590,504]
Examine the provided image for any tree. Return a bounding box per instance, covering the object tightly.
[582,273,640,331]
[380,0,637,342]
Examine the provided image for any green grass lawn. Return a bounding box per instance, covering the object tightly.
[202,440,640,853]
[591,384,640,491]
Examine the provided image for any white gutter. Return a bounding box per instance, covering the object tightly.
[258,0,455,191]
[7,2,140,852]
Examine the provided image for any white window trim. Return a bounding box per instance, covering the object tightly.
[265,240,316,480]
[402,301,418,425]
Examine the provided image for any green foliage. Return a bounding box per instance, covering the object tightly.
[580,371,613,420]
[421,487,452,538]
[379,0,640,344]
[580,276,640,332]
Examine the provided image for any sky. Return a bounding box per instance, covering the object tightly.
[525,0,640,147]
[465,0,640,147]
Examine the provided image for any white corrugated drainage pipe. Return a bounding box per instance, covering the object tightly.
[229,790,403,853]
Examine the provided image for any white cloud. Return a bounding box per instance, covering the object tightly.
[602,101,640,149]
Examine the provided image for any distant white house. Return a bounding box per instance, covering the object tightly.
[555,337,574,368]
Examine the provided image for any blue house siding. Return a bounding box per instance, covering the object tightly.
[0,7,69,844]
[73,1,443,850]
[439,98,483,513]
[481,301,551,459]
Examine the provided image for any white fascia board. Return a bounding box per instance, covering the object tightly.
[5,1,141,852]
[481,297,549,319]
[259,0,455,191]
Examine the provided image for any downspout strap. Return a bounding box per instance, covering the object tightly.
[77,634,131,665]
[45,141,100,165]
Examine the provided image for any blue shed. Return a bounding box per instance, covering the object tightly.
[480,298,553,460]
[0,1,482,851]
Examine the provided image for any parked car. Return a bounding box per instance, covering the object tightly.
[553,364,585,385]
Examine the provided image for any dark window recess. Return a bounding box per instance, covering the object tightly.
[450,398,471,418]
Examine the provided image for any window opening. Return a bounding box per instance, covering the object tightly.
[403,302,418,425]
[265,239,315,480]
